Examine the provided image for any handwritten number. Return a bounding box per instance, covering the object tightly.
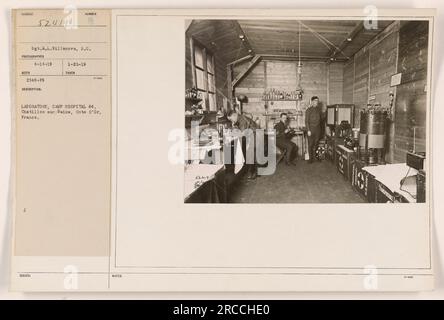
[38,19,50,27]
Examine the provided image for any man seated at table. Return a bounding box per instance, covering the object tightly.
[274,113,298,166]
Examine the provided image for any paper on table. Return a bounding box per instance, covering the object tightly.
[363,163,418,202]
[234,138,245,174]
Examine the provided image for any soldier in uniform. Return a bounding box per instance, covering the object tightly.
[305,96,325,163]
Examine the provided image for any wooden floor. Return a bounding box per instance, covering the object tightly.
[230,159,365,203]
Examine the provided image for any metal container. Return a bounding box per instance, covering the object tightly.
[359,110,387,148]
[358,109,388,164]
[352,128,360,140]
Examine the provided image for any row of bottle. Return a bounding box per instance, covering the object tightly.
[185,87,203,100]
[262,88,303,101]
[366,103,389,112]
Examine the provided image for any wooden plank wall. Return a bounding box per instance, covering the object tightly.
[369,30,399,105]
[233,60,266,117]
[266,61,297,92]
[301,62,328,106]
[393,21,429,162]
[369,29,399,162]
[341,21,401,163]
[185,34,228,111]
[327,62,344,105]
[214,57,228,111]
[342,59,354,104]
[233,60,328,124]
[352,48,369,125]
[341,20,429,163]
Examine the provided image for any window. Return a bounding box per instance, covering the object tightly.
[192,39,217,111]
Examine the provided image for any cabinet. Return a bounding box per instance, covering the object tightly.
[335,144,355,181]
[326,104,355,129]
[352,159,376,203]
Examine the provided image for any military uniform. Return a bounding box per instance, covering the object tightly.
[305,105,325,162]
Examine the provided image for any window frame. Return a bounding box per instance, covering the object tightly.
[191,37,216,111]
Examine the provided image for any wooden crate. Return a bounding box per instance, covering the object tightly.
[335,144,356,181]
[352,159,376,203]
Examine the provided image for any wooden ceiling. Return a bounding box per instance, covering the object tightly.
[187,20,251,65]
[187,19,394,64]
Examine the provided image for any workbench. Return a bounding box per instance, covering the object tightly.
[362,163,418,203]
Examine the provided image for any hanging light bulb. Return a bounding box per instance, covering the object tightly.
[297,22,303,81]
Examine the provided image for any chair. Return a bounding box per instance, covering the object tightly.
[276,146,287,164]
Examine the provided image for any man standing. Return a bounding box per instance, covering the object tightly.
[305,96,324,163]
[274,113,297,165]
[227,110,258,180]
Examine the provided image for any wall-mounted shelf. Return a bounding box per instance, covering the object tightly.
[262,99,301,102]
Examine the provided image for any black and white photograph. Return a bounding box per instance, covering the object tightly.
[4,5,441,296]
[184,18,430,204]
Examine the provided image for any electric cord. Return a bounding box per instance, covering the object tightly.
[399,167,417,200]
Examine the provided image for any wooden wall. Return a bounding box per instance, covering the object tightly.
[233,60,266,117]
[185,34,228,111]
[342,22,399,122]
[369,30,398,106]
[370,29,399,162]
[393,21,429,162]
[342,59,354,104]
[341,20,429,163]
[352,48,369,125]
[233,60,329,124]
[214,58,228,111]
[341,22,400,162]
[301,62,328,106]
[328,62,344,105]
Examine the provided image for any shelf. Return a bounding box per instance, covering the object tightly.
[262,99,301,102]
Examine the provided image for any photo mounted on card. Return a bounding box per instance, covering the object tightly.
[184,18,429,204]
[11,8,435,292]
